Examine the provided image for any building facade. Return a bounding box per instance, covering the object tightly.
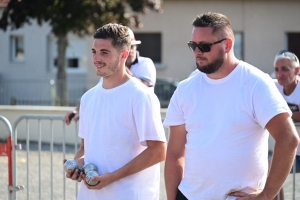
[1,0,300,105]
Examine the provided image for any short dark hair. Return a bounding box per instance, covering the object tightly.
[192,12,234,39]
[93,23,131,52]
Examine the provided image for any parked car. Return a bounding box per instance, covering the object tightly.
[154,78,179,108]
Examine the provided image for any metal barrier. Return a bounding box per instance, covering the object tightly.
[290,122,300,200]
[274,122,300,200]
[12,114,80,200]
[0,115,24,200]
[1,114,298,199]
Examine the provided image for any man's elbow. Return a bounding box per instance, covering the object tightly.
[156,142,167,162]
[292,134,300,149]
[286,132,300,151]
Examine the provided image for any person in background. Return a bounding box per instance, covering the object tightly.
[272,50,300,200]
[163,12,299,200]
[64,28,156,125]
[65,23,166,200]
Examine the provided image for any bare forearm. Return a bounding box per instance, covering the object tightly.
[263,138,298,198]
[165,156,184,200]
[112,141,166,182]
[74,146,84,168]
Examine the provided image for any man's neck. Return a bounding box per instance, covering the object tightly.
[102,68,131,89]
[284,78,298,96]
[207,57,240,80]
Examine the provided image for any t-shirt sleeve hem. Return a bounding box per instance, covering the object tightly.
[260,110,292,128]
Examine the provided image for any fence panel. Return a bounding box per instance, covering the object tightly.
[3,114,298,199]
[0,115,24,200]
[12,114,80,200]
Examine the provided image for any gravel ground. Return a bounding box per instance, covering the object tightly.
[0,147,299,200]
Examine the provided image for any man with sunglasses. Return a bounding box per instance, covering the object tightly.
[164,12,299,200]
[272,50,300,199]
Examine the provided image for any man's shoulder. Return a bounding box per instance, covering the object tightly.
[238,61,271,80]
[138,56,152,61]
[81,85,98,100]
[136,56,155,65]
[175,72,201,92]
[130,78,152,92]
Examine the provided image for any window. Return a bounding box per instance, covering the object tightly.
[48,34,87,72]
[234,32,243,60]
[54,58,79,68]
[287,33,300,59]
[68,58,79,68]
[10,35,24,62]
[134,33,162,63]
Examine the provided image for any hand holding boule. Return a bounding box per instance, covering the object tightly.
[64,159,83,181]
[64,159,78,173]
[85,170,100,186]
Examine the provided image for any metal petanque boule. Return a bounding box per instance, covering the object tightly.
[85,170,100,186]
[64,159,79,173]
[82,163,98,174]
[64,159,82,178]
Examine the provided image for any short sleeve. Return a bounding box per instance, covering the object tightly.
[163,85,185,128]
[252,75,291,128]
[133,92,166,146]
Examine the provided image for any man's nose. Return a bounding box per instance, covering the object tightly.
[93,53,101,61]
[276,71,284,77]
[194,47,204,54]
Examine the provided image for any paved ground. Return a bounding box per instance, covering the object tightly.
[0,148,167,200]
[0,149,299,200]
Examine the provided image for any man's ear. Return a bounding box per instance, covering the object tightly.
[295,66,300,75]
[225,38,233,53]
[121,50,129,59]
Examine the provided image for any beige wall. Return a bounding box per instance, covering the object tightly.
[125,0,300,81]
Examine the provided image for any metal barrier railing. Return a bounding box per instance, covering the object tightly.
[1,114,298,199]
[0,115,24,200]
[273,122,300,200]
[12,114,80,200]
[290,122,300,200]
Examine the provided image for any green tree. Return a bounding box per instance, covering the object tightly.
[0,0,162,105]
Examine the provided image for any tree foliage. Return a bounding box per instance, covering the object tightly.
[0,0,163,33]
[0,0,163,105]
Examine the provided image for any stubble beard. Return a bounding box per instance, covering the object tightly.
[96,55,120,77]
[196,49,225,74]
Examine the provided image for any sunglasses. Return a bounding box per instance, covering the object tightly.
[187,38,227,52]
[275,50,299,64]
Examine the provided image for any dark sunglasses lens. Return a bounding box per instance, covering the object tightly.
[188,42,196,51]
[199,44,211,52]
[188,42,211,52]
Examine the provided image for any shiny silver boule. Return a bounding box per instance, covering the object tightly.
[82,163,98,174]
[85,170,99,186]
[64,159,78,173]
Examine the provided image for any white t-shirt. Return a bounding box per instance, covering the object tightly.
[78,78,166,200]
[163,61,291,200]
[274,76,300,155]
[130,56,156,92]
[188,69,199,78]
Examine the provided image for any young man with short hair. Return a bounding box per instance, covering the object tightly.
[65,23,166,200]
